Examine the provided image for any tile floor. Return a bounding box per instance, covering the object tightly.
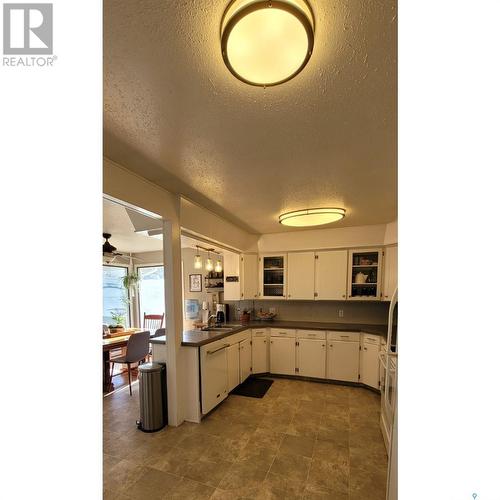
[103,377,387,499]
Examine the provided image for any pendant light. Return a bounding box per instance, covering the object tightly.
[194,246,203,269]
[215,256,223,273]
[205,250,214,272]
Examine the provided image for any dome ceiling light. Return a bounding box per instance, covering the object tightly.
[221,0,315,87]
[279,208,346,227]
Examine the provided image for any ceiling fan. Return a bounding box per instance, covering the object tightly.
[102,233,143,264]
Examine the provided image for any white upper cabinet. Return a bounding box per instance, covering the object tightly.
[242,254,259,300]
[314,250,348,300]
[382,245,398,301]
[347,248,383,301]
[223,252,258,300]
[287,252,315,300]
[259,254,287,299]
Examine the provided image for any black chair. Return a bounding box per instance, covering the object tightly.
[110,330,150,395]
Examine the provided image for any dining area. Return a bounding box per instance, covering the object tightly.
[102,315,165,395]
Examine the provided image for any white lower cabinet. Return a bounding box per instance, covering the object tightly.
[200,340,229,415]
[239,338,252,383]
[297,338,326,378]
[327,341,360,382]
[270,336,296,375]
[226,342,240,392]
[360,334,381,389]
[252,336,268,374]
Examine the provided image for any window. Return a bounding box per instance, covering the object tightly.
[138,266,165,322]
[103,265,130,327]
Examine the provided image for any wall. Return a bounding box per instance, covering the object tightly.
[181,247,224,329]
[258,224,390,253]
[228,300,390,325]
[384,221,398,245]
[181,197,259,252]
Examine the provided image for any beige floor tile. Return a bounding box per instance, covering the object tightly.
[303,484,348,500]
[286,418,320,439]
[236,442,277,469]
[183,458,234,488]
[125,467,182,500]
[263,471,306,498]
[247,428,284,451]
[218,462,268,493]
[313,439,350,464]
[307,458,349,493]
[103,458,147,494]
[280,434,315,458]
[166,477,215,499]
[269,451,311,482]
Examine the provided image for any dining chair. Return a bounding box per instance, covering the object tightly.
[153,328,165,338]
[110,330,151,395]
[143,313,164,331]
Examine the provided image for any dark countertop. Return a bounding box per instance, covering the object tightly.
[150,320,388,347]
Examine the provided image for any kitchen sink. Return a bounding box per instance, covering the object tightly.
[200,324,241,332]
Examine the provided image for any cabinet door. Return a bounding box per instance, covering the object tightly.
[252,336,268,374]
[242,254,258,300]
[297,339,326,379]
[259,254,287,299]
[360,342,380,389]
[270,337,296,375]
[239,338,252,383]
[227,343,240,392]
[223,251,241,301]
[287,252,315,300]
[382,246,398,301]
[315,250,348,300]
[200,342,228,414]
[327,341,359,382]
[348,248,383,301]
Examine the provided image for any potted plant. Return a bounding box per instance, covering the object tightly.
[109,309,126,332]
[122,272,141,294]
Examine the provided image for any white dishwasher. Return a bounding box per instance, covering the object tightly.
[200,339,229,415]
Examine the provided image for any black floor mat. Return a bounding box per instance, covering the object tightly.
[231,377,274,398]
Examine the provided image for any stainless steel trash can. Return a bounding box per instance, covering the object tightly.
[136,362,167,432]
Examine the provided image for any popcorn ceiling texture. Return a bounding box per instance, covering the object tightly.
[104,0,396,234]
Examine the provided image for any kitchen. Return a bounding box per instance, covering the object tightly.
[102,0,397,498]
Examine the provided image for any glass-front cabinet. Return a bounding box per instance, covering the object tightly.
[347,248,383,300]
[259,254,287,299]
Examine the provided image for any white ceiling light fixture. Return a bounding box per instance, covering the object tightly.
[221,0,314,87]
[279,208,346,227]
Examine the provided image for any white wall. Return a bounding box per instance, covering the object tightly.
[258,223,392,252]
[181,197,259,252]
[384,220,398,245]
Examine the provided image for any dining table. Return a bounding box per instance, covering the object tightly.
[102,328,143,392]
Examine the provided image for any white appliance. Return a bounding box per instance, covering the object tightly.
[380,287,397,500]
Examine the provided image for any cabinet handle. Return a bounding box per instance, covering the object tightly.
[270,341,273,344]
[322,344,325,347]
[264,340,266,343]
[207,344,230,355]
[342,294,345,298]
[330,344,333,347]
[364,347,368,351]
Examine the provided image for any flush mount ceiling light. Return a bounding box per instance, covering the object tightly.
[221,0,314,87]
[279,208,346,227]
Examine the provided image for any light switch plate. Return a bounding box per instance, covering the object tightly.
[269,307,276,314]
[338,309,344,318]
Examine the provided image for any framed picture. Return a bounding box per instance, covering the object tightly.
[189,273,202,292]
[185,299,200,320]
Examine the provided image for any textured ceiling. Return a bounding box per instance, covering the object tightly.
[104,0,396,234]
